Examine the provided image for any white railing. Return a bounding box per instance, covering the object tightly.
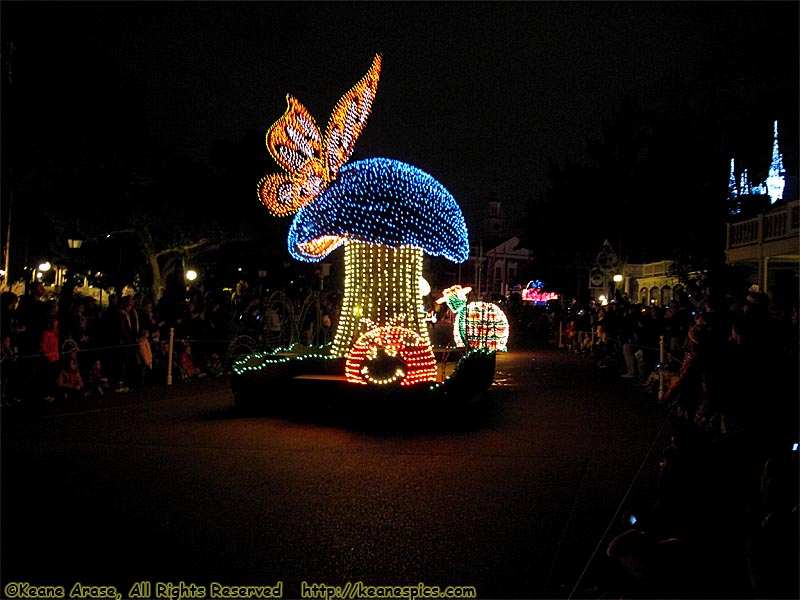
[639,260,674,278]
[727,200,799,249]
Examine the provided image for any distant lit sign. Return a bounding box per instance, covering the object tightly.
[522,280,559,303]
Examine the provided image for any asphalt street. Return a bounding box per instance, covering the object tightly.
[1,344,672,599]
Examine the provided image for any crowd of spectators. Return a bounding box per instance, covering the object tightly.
[545,283,798,599]
[0,281,306,405]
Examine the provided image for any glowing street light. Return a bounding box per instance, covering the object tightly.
[185,269,198,282]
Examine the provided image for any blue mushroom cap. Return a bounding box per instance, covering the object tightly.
[287,158,469,263]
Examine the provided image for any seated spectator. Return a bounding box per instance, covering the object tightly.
[86,358,111,397]
[606,528,698,598]
[639,351,682,395]
[176,341,202,381]
[56,356,85,401]
[204,351,224,378]
[747,452,799,599]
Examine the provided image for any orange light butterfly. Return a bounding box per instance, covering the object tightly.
[258,54,382,217]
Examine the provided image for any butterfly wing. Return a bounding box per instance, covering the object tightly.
[259,96,327,216]
[259,55,382,216]
[324,54,382,178]
[258,173,295,217]
[267,96,323,173]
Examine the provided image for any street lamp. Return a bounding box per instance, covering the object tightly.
[66,234,87,288]
[612,273,624,301]
[36,261,52,284]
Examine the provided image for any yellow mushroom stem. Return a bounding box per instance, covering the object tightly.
[331,240,432,357]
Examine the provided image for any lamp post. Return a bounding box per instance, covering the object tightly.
[67,234,86,290]
[612,273,624,301]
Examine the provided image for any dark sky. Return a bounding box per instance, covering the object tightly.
[2,1,798,239]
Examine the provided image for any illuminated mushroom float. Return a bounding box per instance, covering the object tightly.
[230,55,497,412]
[288,153,470,385]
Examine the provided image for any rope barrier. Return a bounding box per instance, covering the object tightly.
[567,402,675,599]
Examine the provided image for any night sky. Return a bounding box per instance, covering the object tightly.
[1,1,798,263]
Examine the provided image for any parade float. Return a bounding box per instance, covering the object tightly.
[230,55,500,417]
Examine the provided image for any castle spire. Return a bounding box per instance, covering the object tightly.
[727,158,741,215]
[740,169,751,195]
[728,158,738,199]
[766,119,785,203]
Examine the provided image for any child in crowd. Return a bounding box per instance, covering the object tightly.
[204,351,224,378]
[177,341,200,381]
[639,351,682,395]
[86,358,111,397]
[56,356,85,401]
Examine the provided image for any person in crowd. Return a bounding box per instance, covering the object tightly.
[746,452,799,599]
[1,333,21,406]
[238,298,263,344]
[129,292,142,342]
[204,293,233,360]
[177,298,207,366]
[664,298,692,354]
[136,328,154,387]
[232,279,250,310]
[605,527,697,598]
[83,296,102,364]
[85,358,111,397]
[99,293,120,340]
[620,303,642,379]
[661,311,710,420]
[39,313,60,402]
[55,355,85,401]
[623,304,667,385]
[111,294,137,392]
[156,283,187,340]
[176,340,200,381]
[139,298,163,344]
[93,293,121,387]
[687,295,733,431]
[203,350,224,378]
[1,290,20,340]
[562,318,577,352]
[13,281,49,401]
[638,350,682,395]
[66,298,91,351]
